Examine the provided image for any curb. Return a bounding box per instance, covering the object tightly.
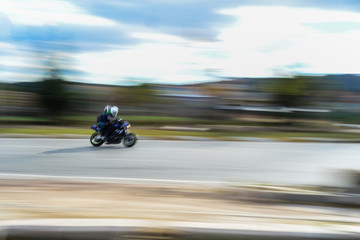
[1,134,359,143]
[1,220,359,240]
[227,187,360,208]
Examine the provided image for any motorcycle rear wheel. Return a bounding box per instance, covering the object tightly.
[90,133,104,147]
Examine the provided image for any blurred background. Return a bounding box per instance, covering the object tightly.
[0,0,360,140]
[2,70,360,140]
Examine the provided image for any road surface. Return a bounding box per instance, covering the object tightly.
[1,138,360,186]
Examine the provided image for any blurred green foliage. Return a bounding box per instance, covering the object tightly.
[259,75,343,107]
[260,76,312,107]
[1,126,359,142]
[38,77,71,117]
[114,84,160,106]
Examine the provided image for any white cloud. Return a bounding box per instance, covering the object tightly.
[131,32,184,44]
[74,41,215,85]
[0,0,116,26]
[74,5,360,84]
[0,41,18,51]
[4,4,360,85]
[214,6,360,77]
[1,71,43,82]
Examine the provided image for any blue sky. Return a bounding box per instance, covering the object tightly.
[1,0,360,85]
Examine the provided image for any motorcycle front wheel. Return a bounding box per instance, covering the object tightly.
[90,133,104,147]
[123,133,137,147]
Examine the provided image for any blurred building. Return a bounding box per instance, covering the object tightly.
[1,74,360,123]
[0,90,40,115]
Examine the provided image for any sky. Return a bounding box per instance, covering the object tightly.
[1,0,360,85]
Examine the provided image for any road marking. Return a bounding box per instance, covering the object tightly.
[0,173,228,186]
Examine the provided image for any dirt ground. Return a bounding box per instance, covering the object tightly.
[0,179,360,236]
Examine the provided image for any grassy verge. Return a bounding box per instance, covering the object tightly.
[0,115,297,126]
[0,127,359,141]
[0,127,93,135]
[0,116,51,123]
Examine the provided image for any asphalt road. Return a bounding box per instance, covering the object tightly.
[1,138,360,186]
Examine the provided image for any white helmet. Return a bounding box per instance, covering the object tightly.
[104,105,111,114]
[110,106,118,118]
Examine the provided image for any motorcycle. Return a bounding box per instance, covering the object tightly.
[90,118,137,147]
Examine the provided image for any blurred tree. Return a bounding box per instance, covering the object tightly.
[260,76,312,107]
[258,75,348,124]
[114,83,159,106]
[38,68,71,117]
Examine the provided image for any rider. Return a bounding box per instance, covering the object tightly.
[97,105,111,135]
[99,105,119,140]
